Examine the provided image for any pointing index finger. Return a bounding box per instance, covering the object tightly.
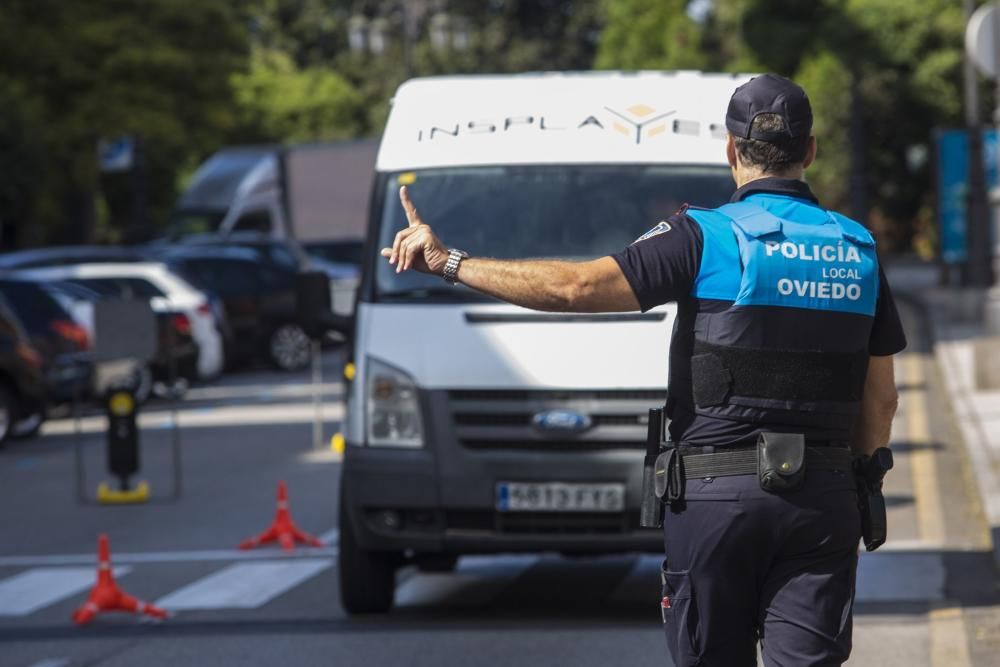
[399,186,420,227]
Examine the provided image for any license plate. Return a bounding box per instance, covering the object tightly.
[496,482,625,512]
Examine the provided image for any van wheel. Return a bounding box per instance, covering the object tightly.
[338,501,396,614]
[0,385,14,445]
[269,324,310,371]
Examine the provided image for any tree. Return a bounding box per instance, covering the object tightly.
[230,48,363,143]
[0,0,250,245]
[595,0,708,70]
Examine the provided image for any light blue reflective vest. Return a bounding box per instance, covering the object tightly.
[687,200,878,316]
[677,194,880,429]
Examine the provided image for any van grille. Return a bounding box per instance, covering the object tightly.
[447,388,665,452]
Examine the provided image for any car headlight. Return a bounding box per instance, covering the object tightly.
[366,357,424,448]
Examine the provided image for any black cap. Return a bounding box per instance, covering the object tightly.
[725,74,813,141]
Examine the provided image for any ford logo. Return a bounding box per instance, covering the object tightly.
[532,409,592,434]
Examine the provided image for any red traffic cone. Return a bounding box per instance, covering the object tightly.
[72,534,168,625]
[238,480,323,552]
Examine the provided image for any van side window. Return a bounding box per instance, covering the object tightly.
[232,209,272,233]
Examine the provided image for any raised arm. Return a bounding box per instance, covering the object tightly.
[381,186,640,313]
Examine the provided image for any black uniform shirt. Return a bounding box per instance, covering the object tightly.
[611,177,907,446]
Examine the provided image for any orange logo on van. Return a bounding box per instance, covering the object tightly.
[604,104,675,144]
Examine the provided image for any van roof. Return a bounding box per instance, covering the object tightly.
[377,71,754,171]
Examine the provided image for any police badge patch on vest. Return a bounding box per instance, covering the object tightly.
[632,221,672,244]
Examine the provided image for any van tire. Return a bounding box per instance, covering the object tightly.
[338,500,396,614]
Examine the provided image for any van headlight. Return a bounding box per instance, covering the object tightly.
[366,357,424,448]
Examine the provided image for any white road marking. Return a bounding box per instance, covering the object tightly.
[0,547,336,568]
[29,660,71,667]
[184,382,342,401]
[41,402,345,435]
[0,567,129,617]
[156,559,331,610]
[316,527,340,546]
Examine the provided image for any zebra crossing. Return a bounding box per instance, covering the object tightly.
[0,546,947,621]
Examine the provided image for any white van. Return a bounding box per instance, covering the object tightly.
[338,71,751,613]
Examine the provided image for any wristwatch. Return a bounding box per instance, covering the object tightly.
[442,248,468,285]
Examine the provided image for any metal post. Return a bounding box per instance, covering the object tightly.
[168,318,182,500]
[963,0,995,289]
[73,368,86,504]
[311,339,323,450]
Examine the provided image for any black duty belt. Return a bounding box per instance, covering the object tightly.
[666,445,853,481]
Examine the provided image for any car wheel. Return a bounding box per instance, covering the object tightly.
[338,499,396,614]
[11,411,43,440]
[131,365,153,404]
[268,324,311,371]
[0,385,14,445]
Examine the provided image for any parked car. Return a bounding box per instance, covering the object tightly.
[42,280,156,402]
[0,278,93,408]
[0,246,145,270]
[17,263,224,380]
[0,300,46,444]
[151,244,312,371]
[159,232,360,317]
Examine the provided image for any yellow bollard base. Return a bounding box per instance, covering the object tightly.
[97,481,151,504]
[331,432,346,455]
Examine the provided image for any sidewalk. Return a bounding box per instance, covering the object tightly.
[887,261,1000,570]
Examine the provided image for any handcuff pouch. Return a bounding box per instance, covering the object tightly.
[757,432,805,492]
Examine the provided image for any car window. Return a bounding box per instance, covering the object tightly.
[257,263,294,289]
[0,281,73,332]
[176,258,259,297]
[66,277,165,299]
[232,209,272,234]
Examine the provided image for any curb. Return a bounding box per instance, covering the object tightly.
[905,290,1000,571]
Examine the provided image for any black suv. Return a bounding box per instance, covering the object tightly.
[0,296,47,444]
[152,242,310,371]
[0,279,93,407]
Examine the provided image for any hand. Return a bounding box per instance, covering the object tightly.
[380,186,450,275]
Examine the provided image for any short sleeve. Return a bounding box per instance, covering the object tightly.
[610,214,704,312]
[868,265,907,356]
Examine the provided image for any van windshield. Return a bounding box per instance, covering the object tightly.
[375,164,735,300]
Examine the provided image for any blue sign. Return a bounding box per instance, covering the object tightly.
[98,136,135,173]
[936,129,997,264]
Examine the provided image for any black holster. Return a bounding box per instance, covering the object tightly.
[854,447,894,551]
[639,408,668,528]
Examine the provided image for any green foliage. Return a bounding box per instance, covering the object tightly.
[794,51,852,210]
[0,0,970,251]
[595,0,708,70]
[231,48,363,142]
[0,0,249,245]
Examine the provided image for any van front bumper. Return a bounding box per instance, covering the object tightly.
[341,442,663,555]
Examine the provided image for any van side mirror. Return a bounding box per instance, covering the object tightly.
[296,270,353,340]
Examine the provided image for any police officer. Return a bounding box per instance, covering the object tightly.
[383,73,906,666]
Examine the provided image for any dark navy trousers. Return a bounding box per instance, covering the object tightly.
[660,466,861,666]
